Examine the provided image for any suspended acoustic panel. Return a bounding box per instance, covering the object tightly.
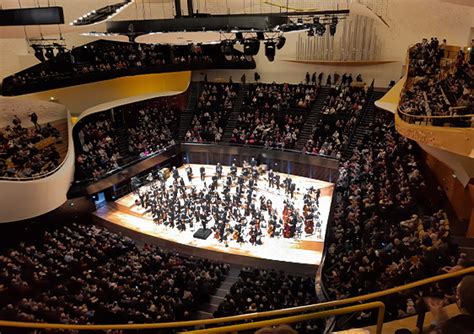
[0,7,64,26]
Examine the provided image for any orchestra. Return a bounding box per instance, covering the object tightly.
[134,161,324,246]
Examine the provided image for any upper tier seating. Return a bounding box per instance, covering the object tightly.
[400,38,473,126]
[229,83,319,149]
[2,41,256,96]
[185,83,239,142]
[0,115,63,178]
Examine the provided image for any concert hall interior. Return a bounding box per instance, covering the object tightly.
[1,1,474,334]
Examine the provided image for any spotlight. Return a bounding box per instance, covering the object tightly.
[297,17,303,24]
[235,31,244,42]
[276,36,286,50]
[44,47,55,60]
[264,41,276,62]
[256,31,265,40]
[330,16,338,36]
[316,23,326,36]
[221,40,235,60]
[313,17,320,24]
[243,39,260,56]
[307,27,315,37]
[32,45,45,62]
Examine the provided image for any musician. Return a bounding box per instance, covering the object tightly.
[172,166,179,181]
[250,157,257,167]
[216,163,223,179]
[230,163,237,179]
[200,166,206,181]
[289,182,296,199]
[268,169,274,188]
[274,173,280,190]
[186,165,193,182]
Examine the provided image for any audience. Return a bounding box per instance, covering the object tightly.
[400,38,473,126]
[0,115,62,178]
[215,268,318,316]
[185,83,238,142]
[228,82,318,149]
[0,222,229,325]
[324,111,459,322]
[304,84,366,158]
[3,41,255,96]
[75,113,121,180]
[127,105,178,158]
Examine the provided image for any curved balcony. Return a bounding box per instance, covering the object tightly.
[394,44,474,157]
[0,98,75,223]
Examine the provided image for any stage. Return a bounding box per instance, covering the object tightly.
[93,164,334,267]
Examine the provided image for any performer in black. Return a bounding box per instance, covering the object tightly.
[200,166,206,181]
[216,163,223,179]
[186,165,193,183]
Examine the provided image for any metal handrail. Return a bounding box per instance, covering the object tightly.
[182,302,386,334]
[0,266,472,331]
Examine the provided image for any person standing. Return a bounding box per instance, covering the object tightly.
[29,112,40,130]
[200,166,205,181]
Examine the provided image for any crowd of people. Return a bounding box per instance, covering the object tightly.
[127,105,179,158]
[245,83,318,110]
[0,222,229,326]
[185,83,238,142]
[215,268,319,318]
[75,113,121,180]
[230,111,304,149]
[400,38,473,125]
[324,111,460,322]
[3,42,255,95]
[0,114,62,178]
[304,84,367,158]
[135,161,324,246]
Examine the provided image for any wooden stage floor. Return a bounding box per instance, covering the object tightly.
[94,164,334,267]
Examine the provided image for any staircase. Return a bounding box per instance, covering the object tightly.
[222,85,248,142]
[115,126,134,165]
[342,90,386,160]
[178,82,200,140]
[194,266,241,320]
[295,86,331,151]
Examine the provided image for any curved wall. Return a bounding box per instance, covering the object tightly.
[0,111,75,224]
[20,71,192,116]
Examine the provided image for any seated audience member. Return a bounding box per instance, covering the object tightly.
[425,275,474,334]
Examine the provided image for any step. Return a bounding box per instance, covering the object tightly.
[194,310,213,320]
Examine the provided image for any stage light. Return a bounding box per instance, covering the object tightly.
[330,16,338,36]
[256,31,265,40]
[307,27,314,37]
[316,23,326,36]
[221,40,235,60]
[243,39,260,56]
[276,36,286,50]
[44,47,55,60]
[264,41,276,62]
[32,45,45,62]
[235,31,244,42]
